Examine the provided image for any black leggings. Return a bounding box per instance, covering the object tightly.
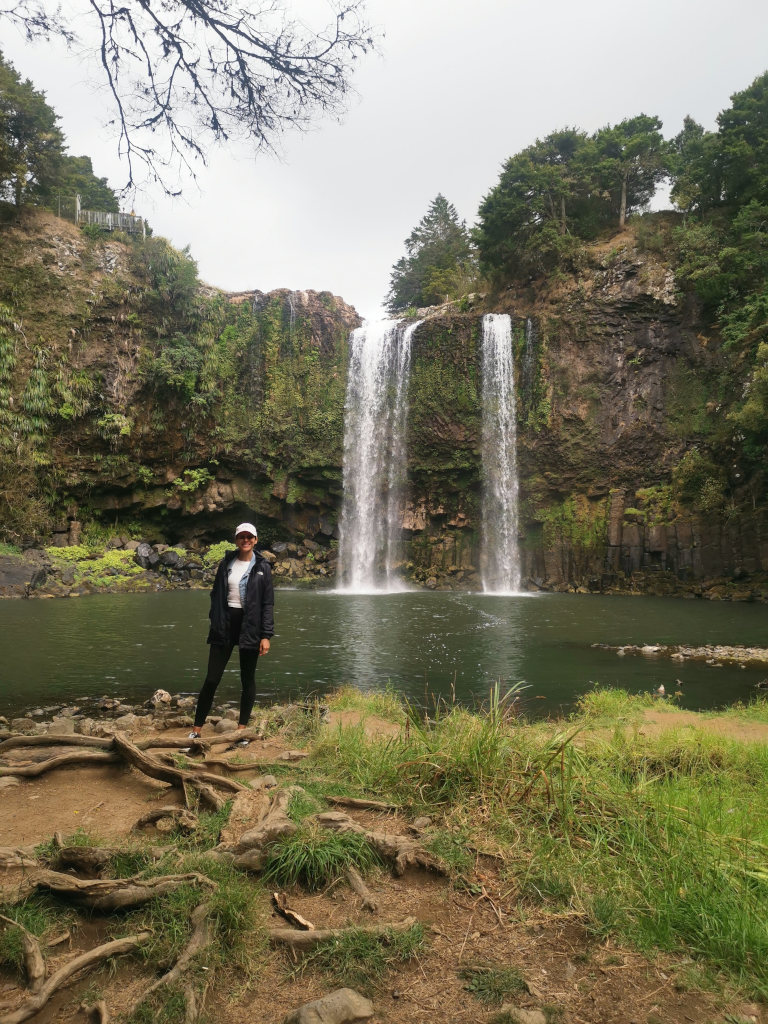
[193,608,259,728]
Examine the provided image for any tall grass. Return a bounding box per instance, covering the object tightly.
[308,686,768,997]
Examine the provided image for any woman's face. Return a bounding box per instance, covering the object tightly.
[235,532,256,556]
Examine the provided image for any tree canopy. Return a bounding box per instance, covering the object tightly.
[0,51,118,210]
[386,194,475,312]
[0,0,375,193]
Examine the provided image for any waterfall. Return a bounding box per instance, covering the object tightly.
[338,319,421,593]
[480,313,521,594]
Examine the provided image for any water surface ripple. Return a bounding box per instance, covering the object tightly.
[1,591,765,717]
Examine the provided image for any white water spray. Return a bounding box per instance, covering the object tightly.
[338,319,421,592]
[480,313,521,594]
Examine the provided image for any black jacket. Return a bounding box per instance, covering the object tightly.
[207,550,275,650]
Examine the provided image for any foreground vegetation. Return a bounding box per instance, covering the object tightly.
[2,686,767,1022]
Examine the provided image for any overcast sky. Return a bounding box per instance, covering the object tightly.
[4,0,768,317]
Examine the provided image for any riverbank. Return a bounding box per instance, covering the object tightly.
[1,687,767,1024]
[1,543,767,602]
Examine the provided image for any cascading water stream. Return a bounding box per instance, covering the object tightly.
[337,319,421,592]
[480,313,522,594]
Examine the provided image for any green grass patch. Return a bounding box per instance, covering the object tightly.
[714,694,768,724]
[294,923,425,991]
[325,684,406,723]
[262,824,381,891]
[460,965,527,1005]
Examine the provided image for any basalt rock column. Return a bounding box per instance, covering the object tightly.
[481,313,522,593]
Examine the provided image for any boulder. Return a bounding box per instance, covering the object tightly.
[10,718,35,733]
[48,717,76,735]
[134,542,159,569]
[159,549,183,568]
[150,689,172,707]
[214,718,238,734]
[282,988,373,1024]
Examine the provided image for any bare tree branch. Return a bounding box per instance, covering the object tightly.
[1,0,376,193]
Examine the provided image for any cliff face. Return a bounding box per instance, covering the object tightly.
[401,232,766,597]
[1,212,764,597]
[0,210,359,549]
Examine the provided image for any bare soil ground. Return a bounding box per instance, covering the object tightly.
[1,714,765,1024]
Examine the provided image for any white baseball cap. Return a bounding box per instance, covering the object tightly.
[234,522,257,538]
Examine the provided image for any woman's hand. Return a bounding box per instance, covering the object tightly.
[259,638,271,656]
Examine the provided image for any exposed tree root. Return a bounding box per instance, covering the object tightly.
[145,902,212,996]
[33,869,214,912]
[226,786,303,856]
[54,845,168,876]
[0,848,38,869]
[0,736,113,754]
[0,932,151,1024]
[345,866,379,912]
[268,916,418,951]
[81,999,108,1024]
[0,752,120,778]
[111,733,246,795]
[0,915,45,993]
[133,807,199,833]
[327,796,400,812]
[315,812,447,876]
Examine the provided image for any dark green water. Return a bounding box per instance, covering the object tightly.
[1,590,766,718]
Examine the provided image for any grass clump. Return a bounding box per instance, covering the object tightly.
[295,923,425,991]
[262,824,380,891]
[0,895,75,971]
[460,965,527,1005]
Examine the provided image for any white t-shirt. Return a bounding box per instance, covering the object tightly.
[227,558,251,608]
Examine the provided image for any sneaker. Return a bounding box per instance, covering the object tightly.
[187,731,202,741]
[233,737,250,748]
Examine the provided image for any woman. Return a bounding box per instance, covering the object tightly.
[189,521,274,745]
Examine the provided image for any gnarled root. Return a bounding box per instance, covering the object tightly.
[315,811,446,876]
[0,932,151,1024]
[33,869,214,912]
[0,915,45,993]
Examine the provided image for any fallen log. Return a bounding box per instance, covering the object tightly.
[0,752,120,778]
[345,867,378,913]
[315,812,446,876]
[0,915,45,993]
[34,870,214,912]
[268,916,418,952]
[0,931,151,1024]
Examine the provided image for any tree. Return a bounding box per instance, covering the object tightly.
[716,70,768,209]
[0,0,375,192]
[593,114,670,228]
[56,155,119,213]
[0,49,64,206]
[386,194,475,311]
[669,116,721,215]
[476,128,600,279]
